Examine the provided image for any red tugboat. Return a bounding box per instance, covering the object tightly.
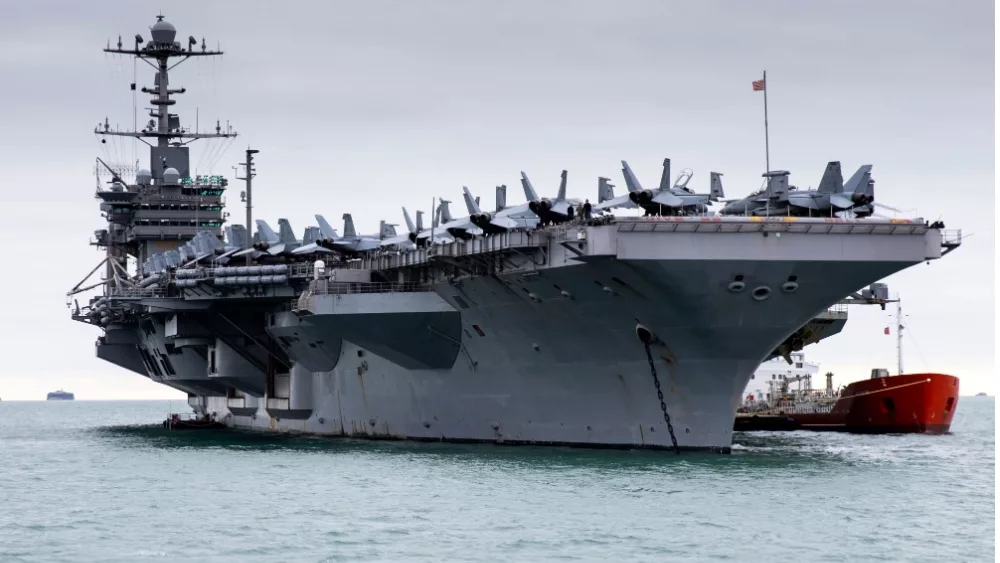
[735,299,960,434]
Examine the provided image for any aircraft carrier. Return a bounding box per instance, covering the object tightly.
[69,16,962,452]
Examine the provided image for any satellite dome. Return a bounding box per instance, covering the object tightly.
[150,17,177,44]
[136,169,152,185]
[162,167,180,184]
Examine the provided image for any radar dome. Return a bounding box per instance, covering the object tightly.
[162,167,180,184]
[136,169,152,185]
[150,18,177,44]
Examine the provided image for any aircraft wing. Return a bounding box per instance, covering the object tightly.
[231,247,265,258]
[828,194,855,209]
[788,193,822,210]
[290,242,335,255]
[413,218,479,242]
[379,233,415,248]
[347,238,382,252]
[592,194,633,212]
[549,200,572,216]
[196,247,241,264]
[428,232,456,244]
[490,203,534,228]
[650,190,685,207]
[488,215,520,230]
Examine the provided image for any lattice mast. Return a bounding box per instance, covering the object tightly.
[94,14,237,285]
[99,15,236,155]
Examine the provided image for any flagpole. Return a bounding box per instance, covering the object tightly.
[763,69,770,175]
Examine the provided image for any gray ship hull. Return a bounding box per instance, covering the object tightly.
[205,254,912,451]
[90,219,949,451]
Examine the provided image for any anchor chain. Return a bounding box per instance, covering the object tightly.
[642,341,681,454]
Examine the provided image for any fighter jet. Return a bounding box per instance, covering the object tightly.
[592,159,724,216]
[232,219,320,257]
[379,206,456,248]
[520,170,581,226]
[291,214,383,256]
[183,228,248,266]
[409,199,484,242]
[718,162,898,217]
[463,185,538,234]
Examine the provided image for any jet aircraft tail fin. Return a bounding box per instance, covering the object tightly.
[829,164,873,209]
[621,161,644,192]
[314,214,339,240]
[842,164,873,196]
[463,186,482,215]
[763,171,790,201]
[557,170,568,201]
[709,172,725,201]
[438,199,453,223]
[302,226,320,245]
[598,177,616,203]
[229,224,248,248]
[379,220,397,239]
[256,220,280,244]
[520,172,540,202]
[342,213,357,238]
[658,158,671,191]
[496,185,506,212]
[403,207,416,234]
[817,161,843,194]
[277,219,297,244]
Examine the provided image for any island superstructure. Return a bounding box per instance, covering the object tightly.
[67,16,963,452]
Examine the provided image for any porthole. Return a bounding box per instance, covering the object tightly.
[752,286,771,301]
[728,281,746,293]
[782,281,799,293]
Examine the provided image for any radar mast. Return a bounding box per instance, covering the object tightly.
[90,14,237,291]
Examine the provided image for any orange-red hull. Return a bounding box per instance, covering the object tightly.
[735,373,959,434]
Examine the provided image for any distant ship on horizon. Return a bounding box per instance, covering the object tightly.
[46,390,74,401]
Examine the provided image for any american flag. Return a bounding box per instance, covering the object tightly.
[752,78,765,91]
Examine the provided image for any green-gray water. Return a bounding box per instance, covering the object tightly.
[0,398,993,562]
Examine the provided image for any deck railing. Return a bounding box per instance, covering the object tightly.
[309,281,433,296]
[107,286,167,299]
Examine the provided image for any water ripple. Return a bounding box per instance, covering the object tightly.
[0,399,993,563]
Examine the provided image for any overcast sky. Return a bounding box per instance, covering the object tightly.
[0,0,994,400]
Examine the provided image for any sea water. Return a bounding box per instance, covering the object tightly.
[0,398,993,562]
